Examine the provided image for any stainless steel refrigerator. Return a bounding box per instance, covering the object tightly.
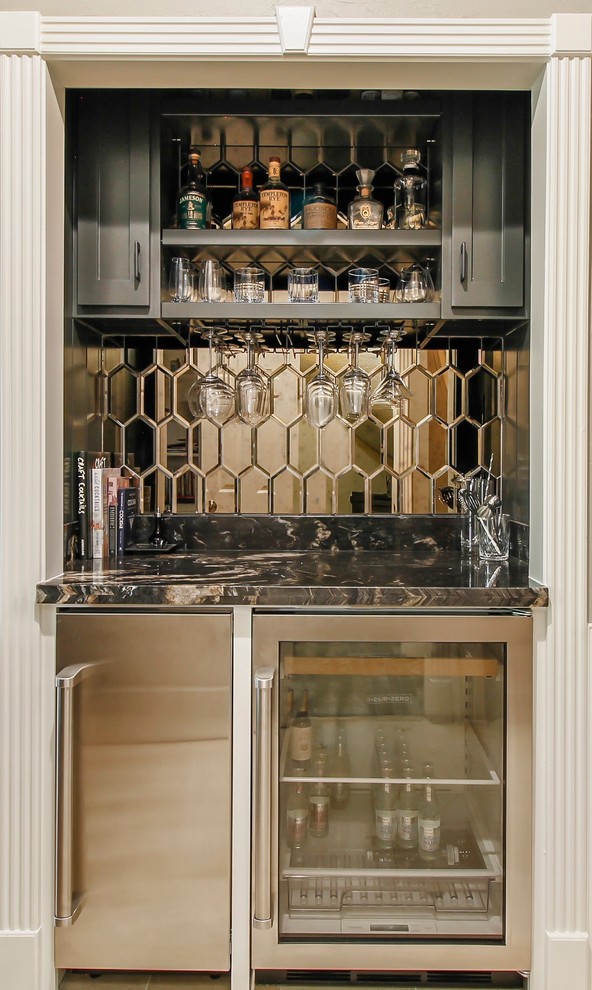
[55,610,232,972]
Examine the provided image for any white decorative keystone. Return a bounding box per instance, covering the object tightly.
[0,11,40,52]
[275,4,315,54]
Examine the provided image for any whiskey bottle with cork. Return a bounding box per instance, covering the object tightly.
[177,147,209,229]
[303,183,337,229]
[232,166,259,229]
[259,156,290,229]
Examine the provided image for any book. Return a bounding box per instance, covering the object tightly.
[75,451,111,559]
[107,476,131,555]
[117,486,139,556]
[91,467,120,558]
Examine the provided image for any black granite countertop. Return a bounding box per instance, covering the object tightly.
[36,548,548,609]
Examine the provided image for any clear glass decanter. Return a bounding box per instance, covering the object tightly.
[347,169,384,229]
[387,148,427,229]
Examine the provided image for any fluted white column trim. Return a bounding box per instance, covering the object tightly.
[0,53,56,990]
[536,54,591,987]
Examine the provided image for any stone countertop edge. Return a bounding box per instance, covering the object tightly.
[36,551,549,610]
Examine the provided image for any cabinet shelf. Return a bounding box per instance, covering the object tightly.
[162,302,441,321]
[162,229,442,249]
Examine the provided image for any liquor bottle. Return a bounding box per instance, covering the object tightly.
[330,727,351,809]
[374,765,398,849]
[231,167,259,229]
[259,156,290,229]
[289,689,312,765]
[303,182,337,230]
[177,147,209,229]
[347,169,384,229]
[418,783,441,862]
[308,749,330,837]
[397,765,418,850]
[388,149,427,230]
[286,772,309,848]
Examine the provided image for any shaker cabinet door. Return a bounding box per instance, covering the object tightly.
[76,91,150,308]
[450,92,527,309]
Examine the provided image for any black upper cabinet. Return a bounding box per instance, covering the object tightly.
[448,92,527,310]
[75,91,151,309]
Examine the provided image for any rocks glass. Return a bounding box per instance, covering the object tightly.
[348,267,379,303]
[288,267,319,303]
[233,266,265,303]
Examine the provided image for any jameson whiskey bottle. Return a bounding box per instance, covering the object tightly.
[177,147,209,229]
[289,689,312,765]
[303,182,337,229]
[259,156,290,229]
[232,167,259,229]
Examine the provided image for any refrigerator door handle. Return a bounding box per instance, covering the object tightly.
[55,662,93,927]
[253,666,275,930]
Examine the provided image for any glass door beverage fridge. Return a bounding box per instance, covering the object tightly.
[251,612,532,974]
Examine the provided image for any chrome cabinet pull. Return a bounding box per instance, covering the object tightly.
[55,663,92,927]
[253,666,275,930]
[133,239,141,282]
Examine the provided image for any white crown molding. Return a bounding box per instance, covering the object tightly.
[0,12,566,61]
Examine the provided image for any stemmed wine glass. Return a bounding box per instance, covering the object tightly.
[339,330,371,426]
[188,329,235,427]
[304,330,338,429]
[371,326,413,408]
[236,331,270,427]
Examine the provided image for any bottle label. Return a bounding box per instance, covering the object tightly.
[303,202,337,229]
[419,819,441,852]
[287,808,308,845]
[309,794,329,832]
[399,810,418,843]
[259,189,290,229]
[375,810,397,843]
[290,725,312,762]
[232,200,259,229]
[178,192,208,229]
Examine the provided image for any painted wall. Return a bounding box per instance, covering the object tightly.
[0,0,590,17]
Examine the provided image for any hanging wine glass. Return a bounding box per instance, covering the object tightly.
[195,329,236,427]
[304,329,338,429]
[339,330,371,426]
[371,326,413,408]
[236,331,270,427]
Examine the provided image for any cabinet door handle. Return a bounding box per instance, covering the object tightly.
[133,240,141,283]
[253,666,275,930]
[460,241,468,284]
[55,662,93,927]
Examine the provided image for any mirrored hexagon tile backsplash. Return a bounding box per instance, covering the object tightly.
[97,341,503,515]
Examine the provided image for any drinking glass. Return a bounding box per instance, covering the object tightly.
[169,257,191,302]
[236,334,270,427]
[305,331,338,429]
[478,512,510,561]
[233,266,265,303]
[288,267,319,303]
[339,331,370,426]
[197,331,236,426]
[371,328,413,408]
[394,262,434,303]
[348,267,379,303]
[199,259,226,302]
[377,277,391,302]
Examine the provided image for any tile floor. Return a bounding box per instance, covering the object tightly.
[61,974,231,990]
